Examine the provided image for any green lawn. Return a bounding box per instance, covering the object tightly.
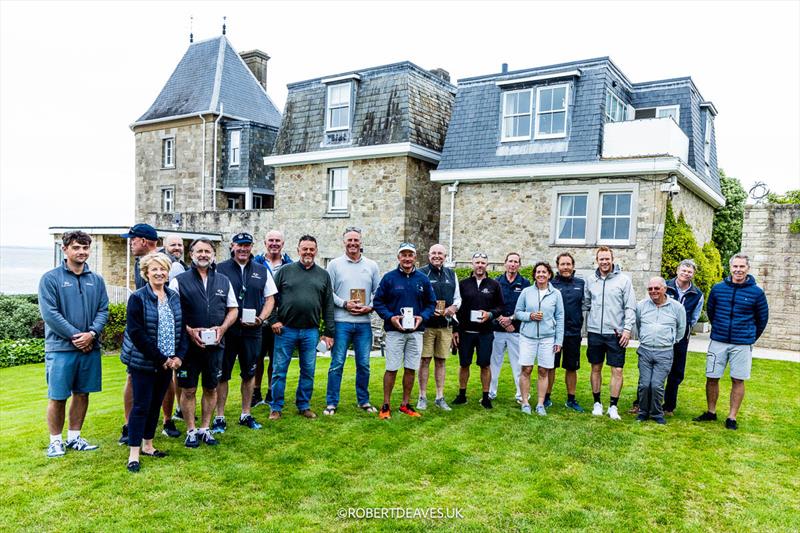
[1,349,798,532]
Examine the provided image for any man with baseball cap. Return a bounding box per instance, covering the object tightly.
[372,243,436,419]
[214,233,277,431]
[118,223,159,445]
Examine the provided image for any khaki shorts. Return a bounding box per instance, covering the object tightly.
[422,327,452,359]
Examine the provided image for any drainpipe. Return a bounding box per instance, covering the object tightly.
[212,103,224,211]
[198,113,207,209]
[447,181,459,266]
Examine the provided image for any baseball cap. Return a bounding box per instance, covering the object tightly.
[398,242,416,253]
[231,232,254,244]
[120,223,158,241]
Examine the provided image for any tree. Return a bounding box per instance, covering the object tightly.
[711,169,747,275]
[661,201,700,279]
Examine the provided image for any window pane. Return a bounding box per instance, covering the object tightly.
[616,193,631,215]
[558,218,573,239]
[551,112,565,134]
[515,116,530,137]
[559,195,574,216]
[572,218,586,239]
[601,194,616,215]
[518,91,530,112]
[615,218,630,240]
[573,194,587,216]
[330,108,348,129]
[504,93,516,114]
[538,113,552,134]
[553,87,566,110]
[539,89,553,112]
[600,218,615,240]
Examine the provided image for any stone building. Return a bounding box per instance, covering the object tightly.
[431,57,724,290]
[263,62,455,269]
[741,204,800,351]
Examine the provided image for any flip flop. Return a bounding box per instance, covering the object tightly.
[359,404,378,413]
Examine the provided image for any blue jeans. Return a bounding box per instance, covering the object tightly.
[326,322,373,407]
[269,326,319,412]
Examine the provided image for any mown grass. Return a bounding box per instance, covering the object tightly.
[1,349,798,532]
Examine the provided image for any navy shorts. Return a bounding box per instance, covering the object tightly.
[554,335,582,371]
[177,345,224,390]
[45,349,102,400]
[458,332,493,368]
[586,332,626,368]
[222,334,262,381]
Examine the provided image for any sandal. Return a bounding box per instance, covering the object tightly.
[323,405,337,416]
[141,449,168,458]
[359,403,378,413]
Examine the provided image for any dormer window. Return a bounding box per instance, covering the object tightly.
[605,91,626,122]
[326,83,351,131]
[230,130,241,166]
[501,89,532,141]
[534,84,569,139]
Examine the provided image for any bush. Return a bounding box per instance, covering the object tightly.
[455,266,534,283]
[101,303,127,351]
[661,202,700,280]
[0,339,45,368]
[711,170,747,276]
[0,295,42,339]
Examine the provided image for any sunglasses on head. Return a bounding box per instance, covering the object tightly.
[472,252,488,259]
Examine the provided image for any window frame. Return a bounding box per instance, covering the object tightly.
[555,193,589,244]
[597,191,634,245]
[161,186,175,213]
[500,88,533,142]
[327,167,349,213]
[605,91,626,123]
[229,129,241,167]
[549,183,639,246]
[656,105,680,123]
[534,83,570,140]
[162,137,175,169]
[325,82,352,132]
[703,113,713,166]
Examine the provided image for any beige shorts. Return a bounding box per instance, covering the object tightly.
[422,327,453,359]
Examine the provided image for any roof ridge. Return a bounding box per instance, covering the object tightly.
[225,37,283,114]
[209,36,226,112]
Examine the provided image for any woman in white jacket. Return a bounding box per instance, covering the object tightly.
[514,262,564,416]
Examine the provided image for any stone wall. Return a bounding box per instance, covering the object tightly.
[671,185,715,244]
[741,204,800,351]
[437,175,716,293]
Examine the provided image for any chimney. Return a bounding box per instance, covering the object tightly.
[240,49,270,92]
[429,68,450,83]
[501,63,508,74]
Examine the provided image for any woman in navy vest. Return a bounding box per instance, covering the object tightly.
[121,252,186,472]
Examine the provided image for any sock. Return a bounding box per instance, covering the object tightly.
[215,415,224,421]
[482,391,489,401]
[593,392,601,403]
[240,413,249,421]
[188,428,197,436]
[568,394,576,403]
[198,427,208,434]
[50,434,62,444]
[610,396,619,407]
[459,388,466,397]
[545,393,551,402]
[67,430,80,442]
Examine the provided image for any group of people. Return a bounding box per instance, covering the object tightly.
[39,224,769,472]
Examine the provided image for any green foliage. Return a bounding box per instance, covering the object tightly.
[767,189,800,204]
[790,219,800,234]
[100,303,127,351]
[456,266,534,283]
[0,295,42,339]
[0,338,45,368]
[711,170,747,275]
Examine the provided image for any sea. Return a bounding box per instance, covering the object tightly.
[0,246,55,295]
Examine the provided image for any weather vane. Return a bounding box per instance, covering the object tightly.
[749,181,770,204]
[189,16,194,43]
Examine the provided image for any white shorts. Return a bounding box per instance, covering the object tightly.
[385,331,423,372]
[518,335,555,369]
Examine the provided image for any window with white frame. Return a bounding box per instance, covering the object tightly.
[230,130,241,166]
[535,84,569,139]
[327,167,348,212]
[162,138,175,168]
[657,105,680,122]
[326,83,351,131]
[598,192,632,243]
[161,187,174,213]
[501,89,532,141]
[557,193,588,242]
[605,91,626,122]
[704,113,713,165]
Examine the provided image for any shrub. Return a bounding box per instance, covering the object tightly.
[0,339,45,368]
[711,170,747,276]
[455,266,534,283]
[0,295,42,339]
[100,303,127,351]
[661,202,700,280]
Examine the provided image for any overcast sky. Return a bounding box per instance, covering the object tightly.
[1,0,798,248]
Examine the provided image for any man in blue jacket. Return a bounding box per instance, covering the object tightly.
[550,252,586,412]
[693,253,769,430]
[39,231,109,458]
[373,243,436,419]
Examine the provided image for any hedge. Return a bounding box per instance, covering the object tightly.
[0,339,45,368]
[0,295,44,340]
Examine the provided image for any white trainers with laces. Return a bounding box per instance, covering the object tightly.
[592,402,604,416]
[416,397,428,411]
[46,441,66,458]
[66,436,99,451]
[607,405,622,420]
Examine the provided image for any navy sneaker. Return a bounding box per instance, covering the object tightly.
[184,431,200,448]
[543,398,553,408]
[118,425,129,446]
[66,436,99,451]
[250,389,264,408]
[693,411,718,422]
[565,399,585,413]
[725,418,738,430]
[653,417,667,425]
[161,419,181,438]
[201,430,219,446]
[238,414,262,430]
[211,417,227,434]
[172,409,183,421]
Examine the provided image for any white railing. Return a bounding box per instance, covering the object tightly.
[106,285,130,304]
[602,117,689,162]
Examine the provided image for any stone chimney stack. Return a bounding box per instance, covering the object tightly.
[429,68,450,83]
[240,49,270,92]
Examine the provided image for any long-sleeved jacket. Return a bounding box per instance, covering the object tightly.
[707,274,769,345]
[635,297,686,349]
[372,266,436,333]
[665,278,704,339]
[456,275,505,334]
[493,273,530,333]
[38,261,109,352]
[121,284,187,372]
[551,274,585,337]
[514,282,564,344]
[583,265,636,335]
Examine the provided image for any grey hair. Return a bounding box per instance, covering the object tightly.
[648,276,667,287]
[678,259,698,272]
[729,253,750,267]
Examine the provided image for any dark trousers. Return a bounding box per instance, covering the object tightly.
[663,336,690,412]
[129,367,172,448]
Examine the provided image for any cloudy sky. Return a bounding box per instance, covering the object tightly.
[1,0,798,248]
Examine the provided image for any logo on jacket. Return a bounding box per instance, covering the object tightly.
[252,273,262,280]
[481,288,490,294]
[62,281,72,287]
[215,289,225,297]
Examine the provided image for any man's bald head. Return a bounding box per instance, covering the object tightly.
[428,244,447,268]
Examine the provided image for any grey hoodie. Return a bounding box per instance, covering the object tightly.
[582,265,636,335]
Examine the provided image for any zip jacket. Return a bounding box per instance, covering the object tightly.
[635,297,686,349]
[707,274,769,345]
[514,282,564,344]
[583,265,636,335]
[551,274,585,337]
[373,266,436,333]
[665,278,704,339]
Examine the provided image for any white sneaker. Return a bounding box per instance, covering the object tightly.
[46,440,66,458]
[488,392,497,400]
[417,397,428,411]
[592,402,604,416]
[607,405,621,420]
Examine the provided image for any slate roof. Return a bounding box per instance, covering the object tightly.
[438,57,721,196]
[273,62,455,155]
[133,36,281,128]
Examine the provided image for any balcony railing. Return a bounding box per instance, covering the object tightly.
[602,117,689,162]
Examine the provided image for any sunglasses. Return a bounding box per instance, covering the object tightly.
[647,287,664,292]
[472,252,488,259]
[344,226,362,234]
